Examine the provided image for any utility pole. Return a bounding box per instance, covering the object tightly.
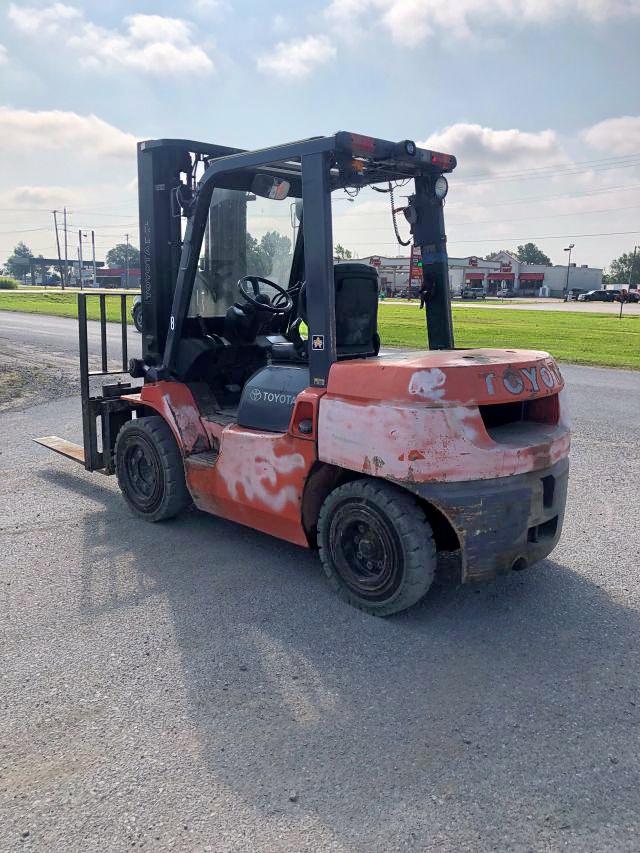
[63,207,68,289]
[626,245,638,293]
[91,230,98,289]
[563,243,575,301]
[125,233,130,289]
[621,244,638,319]
[52,210,64,289]
[78,230,84,291]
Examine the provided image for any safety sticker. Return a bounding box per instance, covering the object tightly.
[312,335,325,351]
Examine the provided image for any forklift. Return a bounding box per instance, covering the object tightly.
[36,132,570,616]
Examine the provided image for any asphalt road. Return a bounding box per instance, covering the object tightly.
[1,316,640,851]
[0,310,141,367]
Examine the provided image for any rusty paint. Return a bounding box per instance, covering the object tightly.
[326,349,564,407]
[139,382,210,456]
[319,350,571,485]
[185,426,317,547]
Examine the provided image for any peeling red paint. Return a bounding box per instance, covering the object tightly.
[139,382,210,455]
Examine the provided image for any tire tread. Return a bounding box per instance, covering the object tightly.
[317,478,436,616]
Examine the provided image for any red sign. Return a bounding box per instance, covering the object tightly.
[469,256,479,267]
[409,245,422,283]
[370,256,381,268]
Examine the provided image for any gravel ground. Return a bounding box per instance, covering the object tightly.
[1,336,639,850]
[0,346,78,412]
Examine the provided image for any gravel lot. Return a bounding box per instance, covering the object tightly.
[1,314,639,852]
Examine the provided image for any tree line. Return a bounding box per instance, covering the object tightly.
[2,238,638,287]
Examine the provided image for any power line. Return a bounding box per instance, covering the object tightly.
[339,229,640,248]
[0,225,51,234]
[454,152,640,185]
[333,203,640,232]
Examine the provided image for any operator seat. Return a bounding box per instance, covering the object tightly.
[271,263,380,362]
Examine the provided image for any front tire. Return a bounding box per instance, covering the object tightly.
[115,416,190,522]
[317,479,436,616]
[132,303,143,333]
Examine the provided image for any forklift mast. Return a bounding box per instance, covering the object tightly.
[136,139,243,367]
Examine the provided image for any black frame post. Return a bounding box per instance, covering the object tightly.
[137,143,185,367]
[414,176,454,350]
[301,151,336,387]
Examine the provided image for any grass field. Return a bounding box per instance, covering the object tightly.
[0,291,137,324]
[0,292,638,370]
[379,304,640,370]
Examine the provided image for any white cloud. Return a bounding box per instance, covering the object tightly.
[0,107,137,159]
[7,2,80,35]
[421,123,567,177]
[583,115,640,156]
[8,4,214,75]
[0,44,7,65]
[326,0,640,44]
[5,185,86,208]
[190,0,223,12]
[257,34,336,78]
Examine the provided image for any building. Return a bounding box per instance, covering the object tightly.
[96,267,141,288]
[357,251,602,298]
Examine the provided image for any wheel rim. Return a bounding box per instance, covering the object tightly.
[328,499,403,602]
[121,434,163,512]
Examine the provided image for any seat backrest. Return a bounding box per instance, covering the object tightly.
[294,263,380,359]
[334,262,379,357]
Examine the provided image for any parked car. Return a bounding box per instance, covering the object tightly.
[132,295,143,332]
[578,290,614,302]
[567,288,583,301]
[461,285,486,300]
[497,287,515,298]
[627,290,640,303]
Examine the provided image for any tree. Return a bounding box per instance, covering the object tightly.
[261,231,291,263]
[245,233,272,277]
[4,241,34,279]
[335,244,352,260]
[484,250,508,261]
[514,242,551,266]
[106,242,141,268]
[603,250,639,286]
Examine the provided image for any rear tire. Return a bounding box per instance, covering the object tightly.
[115,416,190,522]
[317,479,435,616]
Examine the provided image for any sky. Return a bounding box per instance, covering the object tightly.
[0,0,639,271]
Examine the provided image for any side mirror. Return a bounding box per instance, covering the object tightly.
[251,174,291,200]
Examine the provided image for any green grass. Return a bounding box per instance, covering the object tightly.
[0,291,137,323]
[379,303,640,370]
[0,292,638,370]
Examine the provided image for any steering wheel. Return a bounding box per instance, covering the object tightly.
[237,276,294,315]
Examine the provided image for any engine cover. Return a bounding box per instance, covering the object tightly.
[237,366,310,433]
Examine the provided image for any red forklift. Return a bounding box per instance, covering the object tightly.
[36,132,570,615]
